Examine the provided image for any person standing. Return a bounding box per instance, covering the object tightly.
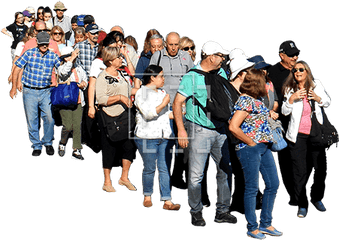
[52,2,72,41]
[11,32,61,156]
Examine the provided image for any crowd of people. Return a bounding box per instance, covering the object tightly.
[4,2,332,239]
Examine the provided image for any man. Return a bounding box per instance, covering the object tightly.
[267,40,300,206]
[134,34,164,86]
[9,21,60,97]
[173,41,237,226]
[74,23,99,77]
[52,1,72,40]
[11,32,61,156]
[150,32,194,104]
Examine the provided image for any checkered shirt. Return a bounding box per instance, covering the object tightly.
[15,47,61,88]
[74,39,98,77]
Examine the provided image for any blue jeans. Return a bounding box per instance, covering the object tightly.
[23,87,55,150]
[134,137,172,201]
[187,121,231,214]
[236,143,279,232]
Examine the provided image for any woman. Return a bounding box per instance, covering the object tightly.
[229,68,281,239]
[1,12,28,61]
[96,47,137,192]
[179,36,196,62]
[134,65,180,210]
[281,61,330,218]
[36,7,45,23]
[50,26,71,51]
[43,7,53,23]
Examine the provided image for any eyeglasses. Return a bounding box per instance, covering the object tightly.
[36,29,47,33]
[214,53,226,59]
[286,52,299,58]
[53,32,63,36]
[292,68,306,73]
[105,76,119,84]
[183,46,195,51]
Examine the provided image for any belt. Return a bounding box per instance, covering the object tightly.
[24,85,51,90]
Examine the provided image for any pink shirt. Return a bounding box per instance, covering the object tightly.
[298,97,312,135]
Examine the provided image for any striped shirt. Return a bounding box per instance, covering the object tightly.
[15,48,61,88]
[74,39,98,77]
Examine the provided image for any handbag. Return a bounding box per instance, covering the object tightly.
[309,100,338,148]
[51,70,80,107]
[268,118,287,152]
[99,107,135,142]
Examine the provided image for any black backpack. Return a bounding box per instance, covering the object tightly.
[187,69,238,127]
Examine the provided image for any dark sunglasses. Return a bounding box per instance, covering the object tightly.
[105,76,119,84]
[292,68,306,73]
[286,52,299,58]
[53,32,63,36]
[183,46,195,51]
[36,29,47,33]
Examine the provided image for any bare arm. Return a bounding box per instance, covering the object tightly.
[173,93,188,148]
[229,110,256,146]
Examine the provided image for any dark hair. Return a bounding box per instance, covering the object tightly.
[71,15,78,24]
[240,68,267,99]
[44,7,53,17]
[37,6,44,19]
[282,60,315,95]
[14,12,23,23]
[83,15,95,26]
[143,65,163,85]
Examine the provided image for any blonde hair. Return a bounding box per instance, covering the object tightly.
[50,25,65,44]
[102,46,120,67]
[179,36,196,61]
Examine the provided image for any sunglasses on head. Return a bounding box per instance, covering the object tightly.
[105,76,119,84]
[183,46,195,51]
[292,68,306,73]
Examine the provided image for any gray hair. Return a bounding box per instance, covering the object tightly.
[150,34,164,45]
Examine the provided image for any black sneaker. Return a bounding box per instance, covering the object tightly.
[191,211,206,227]
[58,143,66,157]
[72,149,84,160]
[32,149,42,156]
[214,211,237,224]
[45,145,55,156]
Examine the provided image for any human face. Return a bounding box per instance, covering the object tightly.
[280,52,299,70]
[44,13,52,22]
[213,53,226,69]
[182,45,195,57]
[34,22,47,36]
[293,63,307,84]
[75,33,85,44]
[16,14,24,24]
[110,53,124,68]
[151,71,165,88]
[52,30,63,42]
[38,44,49,54]
[87,31,99,44]
[37,10,44,20]
[71,23,78,31]
[55,9,65,19]
[166,34,180,57]
[150,38,163,54]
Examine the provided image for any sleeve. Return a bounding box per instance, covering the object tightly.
[281,90,294,116]
[234,96,253,112]
[134,88,158,120]
[57,61,72,78]
[95,74,109,106]
[177,72,194,98]
[15,51,29,69]
[314,79,331,108]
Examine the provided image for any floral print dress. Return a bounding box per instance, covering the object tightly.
[230,95,273,150]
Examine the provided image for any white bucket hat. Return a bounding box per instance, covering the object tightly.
[229,49,254,80]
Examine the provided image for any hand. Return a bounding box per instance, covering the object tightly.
[308,89,321,103]
[17,81,23,92]
[162,94,170,106]
[10,88,17,99]
[269,110,279,120]
[120,44,128,57]
[120,95,133,108]
[88,106,96,119]
[178,129,189,148]
[290,88,307,103]
[8,74,13,84]
[71,48,80,60]
[77,80,87,89]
